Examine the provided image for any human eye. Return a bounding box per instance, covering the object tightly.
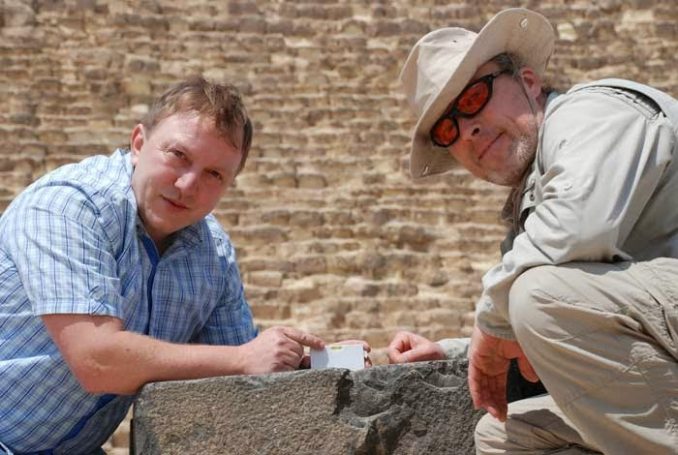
[207,169,224,181]
[166,148,187,160]
[457,82,488,114]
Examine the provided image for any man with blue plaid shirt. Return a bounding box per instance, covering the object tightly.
[0,77,331,454]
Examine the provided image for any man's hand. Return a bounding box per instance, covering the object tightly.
[468,325,539,422]
[387,331,446,364]
[42,316,325,394]
[239,326,325,374]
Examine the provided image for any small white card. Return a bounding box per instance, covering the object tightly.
[310,344,365,371]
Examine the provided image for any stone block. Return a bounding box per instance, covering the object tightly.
[247,270,284,288]
[3,2,36,27]
[297,173,327,189]
[279,285,321,304]
[294,255,328,275]
[132,360,483,454]
[250,301,291,320]
[232,226,288,245]
[289,210,324,227]
[344,276,380,297]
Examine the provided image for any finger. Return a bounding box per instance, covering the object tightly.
[397,345,437,363]
[469,363,504,412]
[387,332,411,352]
[468,366,483,409]
[487,375,508,421]
[270,356,297,373]
[281,349,304,370]
[387,347,408,364]
[473,385,505,421]
[268,328,305,359]
[486,405,506,422]
[517,356,539,383]
[402,332,431,348]
[299,354,311,369]
[491,387,508,421]
[282,327,325,349]
[288,339,305,359]
[416,343,446,361]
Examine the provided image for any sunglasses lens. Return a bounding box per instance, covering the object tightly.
[457,80,490,115]
[431,117,458,147]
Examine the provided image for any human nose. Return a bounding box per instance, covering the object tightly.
[457,116,482,142]
[175,170,200,194]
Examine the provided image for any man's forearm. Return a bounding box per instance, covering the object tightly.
[85,331,247,394]
[44,314,324,395]
[43,314,247,395]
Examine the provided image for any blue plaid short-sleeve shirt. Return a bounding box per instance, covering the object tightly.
[0,149,257,454]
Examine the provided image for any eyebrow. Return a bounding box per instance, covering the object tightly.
[162,141,231,176]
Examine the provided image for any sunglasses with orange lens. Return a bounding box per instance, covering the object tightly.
[430,69,511,148]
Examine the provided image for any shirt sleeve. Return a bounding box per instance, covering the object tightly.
[193,233,258,346]
[437,337,470,359]
[11,184,123,318]
[476,88,674,339]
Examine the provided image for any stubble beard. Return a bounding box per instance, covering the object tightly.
[487,123,538,187]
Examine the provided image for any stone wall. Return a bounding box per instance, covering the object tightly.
[1,0,674,346]
[4,0,675,352]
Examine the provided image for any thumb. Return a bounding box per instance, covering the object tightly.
[516,355,539,383]
[387,347,409,364]
[283,327,325,350]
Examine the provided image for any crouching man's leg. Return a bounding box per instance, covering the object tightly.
[505,260,678,454]
[475,394,597,454]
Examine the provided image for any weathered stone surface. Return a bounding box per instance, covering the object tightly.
[132,360,483,455]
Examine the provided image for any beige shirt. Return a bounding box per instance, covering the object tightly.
[476,80,678,339]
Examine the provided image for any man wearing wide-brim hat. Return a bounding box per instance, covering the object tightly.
[387,8,678,454]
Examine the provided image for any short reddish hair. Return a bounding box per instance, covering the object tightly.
[142,76,253,174]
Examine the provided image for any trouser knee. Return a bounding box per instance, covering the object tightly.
[474,412,504,455]
[507,265,563,343]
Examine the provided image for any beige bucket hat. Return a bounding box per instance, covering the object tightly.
[400,8,555,179]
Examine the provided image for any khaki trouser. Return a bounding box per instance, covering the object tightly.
[475,259,678,455]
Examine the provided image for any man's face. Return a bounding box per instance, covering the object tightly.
[442,62,543,187]
[130,111,242,248]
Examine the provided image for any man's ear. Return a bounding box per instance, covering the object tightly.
[518,67,543,99]
[129,124,145,165]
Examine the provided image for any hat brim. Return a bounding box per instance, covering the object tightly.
[410,9,554,179]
